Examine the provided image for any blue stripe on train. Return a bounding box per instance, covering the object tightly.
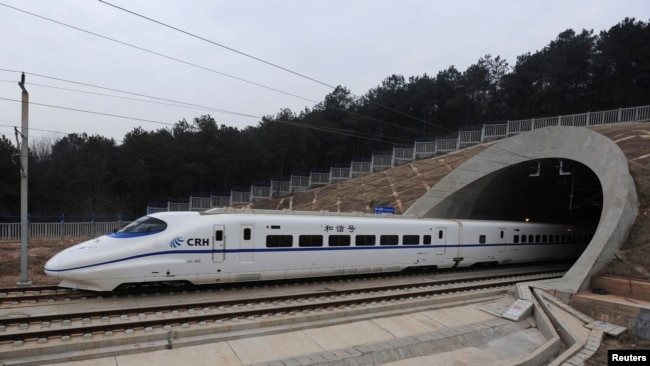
[44,241,587,272]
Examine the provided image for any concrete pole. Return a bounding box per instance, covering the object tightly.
[17,72,31,287]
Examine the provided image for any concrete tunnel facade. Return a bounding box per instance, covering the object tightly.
[405,126,639,296]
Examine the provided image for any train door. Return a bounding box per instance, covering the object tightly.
[239,224,255,263]
[498,227,506,252]
[212,225,225,262]
[434,227,446,255]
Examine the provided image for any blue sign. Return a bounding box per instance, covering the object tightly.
[374,206,395,214]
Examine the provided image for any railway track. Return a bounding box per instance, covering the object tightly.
[0,286,76,305]
[1,268,563,348]
[0,262,571,306]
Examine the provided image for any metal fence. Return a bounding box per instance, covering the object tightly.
[0,221,126,242]
[146,105,650,213]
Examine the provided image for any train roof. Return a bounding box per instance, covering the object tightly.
[201,207,419,219]
[199,208,585,227]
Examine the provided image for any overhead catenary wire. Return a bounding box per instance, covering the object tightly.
[0,76,431,139]
[0,77,259,119]
[0,2,316,104]
[98,0,453,133]
[0,90,552,173]
[0,4,445,169]
[98,0,337,91]
[0,2,436,138]
[0,68,421,146]
[0,95,412,146]
[1,71,563,169]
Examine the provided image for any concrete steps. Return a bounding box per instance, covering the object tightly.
[589,275,650,301]
[570,275,650,340]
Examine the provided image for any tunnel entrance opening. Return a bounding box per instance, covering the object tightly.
[408,156,602,266]
[451,158,603,226]
[407,126,639,294]
[434,158,603,273]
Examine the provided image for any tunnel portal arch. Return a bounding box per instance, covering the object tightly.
[406,126,638,295]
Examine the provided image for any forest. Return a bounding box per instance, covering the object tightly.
[0,18,649,220]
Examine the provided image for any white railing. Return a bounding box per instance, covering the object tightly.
[0,221,126,242]
[146,105,649,213]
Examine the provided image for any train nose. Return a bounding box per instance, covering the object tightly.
[44,255,62,277]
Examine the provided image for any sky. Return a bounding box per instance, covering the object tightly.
[0,0,648,145]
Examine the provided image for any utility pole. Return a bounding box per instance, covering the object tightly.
[17,72,31,287]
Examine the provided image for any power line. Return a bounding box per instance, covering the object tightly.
[271,119,413,145]
[1,68,423,145]
[0,96,409,146]
[0,77,259,119]
[0,2,316,103]
[97,0,452,133]
[0,123,114,139]
[0,94,411,146]
[2,70,428,141]
[0,96,176,126]
[0,4,440,138]
[98,0,338,90]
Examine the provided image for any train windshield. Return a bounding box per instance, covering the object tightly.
[110,216,167,238]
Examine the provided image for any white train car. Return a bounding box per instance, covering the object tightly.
[44,208,594,291]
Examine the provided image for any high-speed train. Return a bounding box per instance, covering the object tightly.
[44,208,595,292]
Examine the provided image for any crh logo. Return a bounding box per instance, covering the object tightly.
[170,237,184,248]
[187,238,210,246]
[170,237,209,248]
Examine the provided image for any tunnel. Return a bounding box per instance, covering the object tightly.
[447,158,602,225]
[405,126,638,297]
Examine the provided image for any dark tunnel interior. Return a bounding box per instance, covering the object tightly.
[463,158,603,225]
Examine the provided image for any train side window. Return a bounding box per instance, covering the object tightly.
[423,235,432,245]
[380,235,398,245]
[542,235,547,242]
[555,234,560,242]
[513,235,519,243]
[355,235,375,246]
[535,234,541,243]
[329,235,350,247]
[548,235,553,243]
[479,235,486,244]
[299,235,323,247]
[528,235,534,243]
[215,230,223,241]
[243,228,251,241]
[561,235,566,242]
[500,230,504,239]
[521,235,526,243]
[266,235,293,248]
[403,235,419,245]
